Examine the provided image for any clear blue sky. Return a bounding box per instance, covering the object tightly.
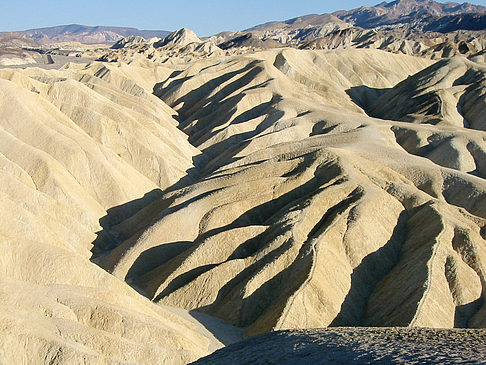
[1,0,486,36]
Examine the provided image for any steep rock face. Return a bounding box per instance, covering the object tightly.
[96,49,486,337]
[155,28,202,49]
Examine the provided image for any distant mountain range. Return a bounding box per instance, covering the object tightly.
[333,0,486,29]
[3,0,486,46]
[224,0,485,55]
[248,0,486,36]
[15,24,171,44]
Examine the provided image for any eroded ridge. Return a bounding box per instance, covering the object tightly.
[97,49,486,336]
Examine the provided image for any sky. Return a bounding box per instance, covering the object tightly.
[1,0,486,36]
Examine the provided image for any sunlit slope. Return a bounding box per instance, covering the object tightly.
[98,49,486,337]
[1,46,485,363]
[0,62,215,364]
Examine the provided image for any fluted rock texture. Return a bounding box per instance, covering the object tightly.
[0,61,226,364]
[95,49,486,337]
[1,38,486,363]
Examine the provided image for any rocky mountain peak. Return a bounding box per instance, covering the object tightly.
[155,27,201,48]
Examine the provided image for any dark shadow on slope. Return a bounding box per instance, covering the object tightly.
[153,61,283,176]
[347,84,445,126]
[227,230,272,261]
[454,298,484,328]
[236,188,364,332]
[200,107,285,175]
[153,182,361,333]
[456,81,485,131]
[361,202,446,327]
[91,154,206,265]
[189,236,297,329]
[391,127,437,157]
[310,122,339,137]
[346,85,391,115]
[91,188,164,257]
[162,154,210,193]
[154,61,263,120]
[180,67,269,147]
[147,162,344,303]
[330,211,409,326]
[94,186,217,273]
[466,142,486,180]
[146,171,333,300]
[451,227,486,328]
[189,93,277,149]
[238,244,314,330]
[157,264,219,299]
[188,310,243,346]
[154,62,276,170]
[125,241,193,280]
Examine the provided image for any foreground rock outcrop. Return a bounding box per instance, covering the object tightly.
[194,327,486,364]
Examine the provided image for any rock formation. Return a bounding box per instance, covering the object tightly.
[0,60,235,364]
[194,327,486,364]
[225,0,486,58]
[154,28,202,48]
[100,28,222,64]
[1,3,486,363]
[333,0,486,30]
[87,48,486,338]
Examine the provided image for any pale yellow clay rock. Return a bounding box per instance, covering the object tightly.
[98,49,486,337]
[1,46,485,364]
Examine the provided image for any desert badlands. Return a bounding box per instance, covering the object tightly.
[1,0,486,363]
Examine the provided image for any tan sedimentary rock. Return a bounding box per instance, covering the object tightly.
[0,61,225,364]
[97,49,486,337]
[1,43,486,364]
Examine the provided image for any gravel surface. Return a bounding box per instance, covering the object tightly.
[193,327,486,364]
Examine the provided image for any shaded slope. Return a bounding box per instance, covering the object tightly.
[194,328,486,364]
[367,56,486,131]
[219,33,283,50]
